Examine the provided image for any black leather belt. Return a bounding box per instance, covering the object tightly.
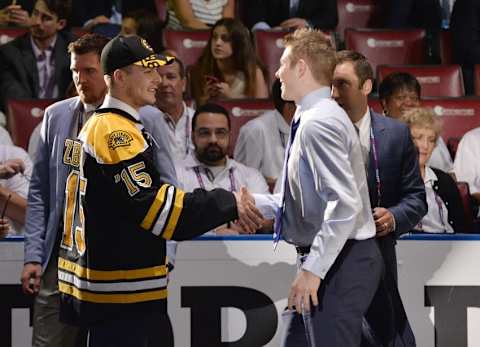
[295,246,311,255]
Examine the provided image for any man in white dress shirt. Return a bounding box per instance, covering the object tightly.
[253,29,382,346]
[176,102,270,235]
[155,57,194,161]
[454,126,480,215]
[234,79,295,189]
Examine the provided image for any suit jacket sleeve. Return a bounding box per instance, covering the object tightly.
[0,43,33,111]
[388,126,427,236]
[24,109,52,264]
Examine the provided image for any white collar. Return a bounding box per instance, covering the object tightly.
[295,87,331,121]
[30,35,57,59]
[100,95,140,120]
[354,108,371,131]
[424,166,438,184]
[184,152,234,170]
[162,101,188,125]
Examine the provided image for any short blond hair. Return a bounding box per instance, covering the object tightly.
[401,107,442,140]
[283,28,336,84]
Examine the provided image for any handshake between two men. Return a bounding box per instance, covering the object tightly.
[231,187,269,235]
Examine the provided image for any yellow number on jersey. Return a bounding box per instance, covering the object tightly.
[61,171,87,254]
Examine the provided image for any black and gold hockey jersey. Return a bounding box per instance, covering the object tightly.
[58,108,237,326]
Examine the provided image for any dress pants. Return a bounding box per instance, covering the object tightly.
[87,310,174,347]
[32,255,87,347]
[362,235,416,347]
[281,238,383,347]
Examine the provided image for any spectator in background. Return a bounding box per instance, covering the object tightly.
[332,50,426,347]
[0,0,33,27]
[402,107,465,233]
[120,9,165,52]
[167,0,234,30]
[153,57,194,161]
[69,0,157,29]
[191,18,268,106]
[246,0,338,31]
[234,79,295,190]
[379,72,454,173]
[454,125,480,213]
[0,152,30,236]
[450,0,480,94]
[0,0,74,112]
[381,0,443,62]
[175,103,270,235]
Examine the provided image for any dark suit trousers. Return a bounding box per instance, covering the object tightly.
[87,310,174,347]
[281,238,382,347]
[362,236,416,347]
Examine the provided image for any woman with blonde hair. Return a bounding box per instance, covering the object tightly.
[190,18,269,106]
[402,107,465,232]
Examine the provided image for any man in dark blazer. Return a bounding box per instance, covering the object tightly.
[332,50,427,347]
[0,0,74,111]
[245,0,338,31]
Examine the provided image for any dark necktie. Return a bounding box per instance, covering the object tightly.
[273,115,301,248]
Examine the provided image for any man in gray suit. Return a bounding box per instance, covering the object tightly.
[254,29,382,346]
[20,33,178,347]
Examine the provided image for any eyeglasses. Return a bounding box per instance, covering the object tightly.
[195,128,229,139]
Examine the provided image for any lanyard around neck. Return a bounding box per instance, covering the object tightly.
[193,166,236,192]
[369,126,381,207]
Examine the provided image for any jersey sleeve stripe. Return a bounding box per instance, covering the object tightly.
[58,270,167,292]
[151,186,175,236]
[161,188,185,240]
[58,282,168,304]
[141,184,169,230]
[58,257,167,281]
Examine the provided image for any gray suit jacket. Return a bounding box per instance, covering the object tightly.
[24,97,178,269]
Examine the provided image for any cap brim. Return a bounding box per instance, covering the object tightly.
[133,54,175,68]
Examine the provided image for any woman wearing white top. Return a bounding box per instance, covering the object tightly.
[402,107,465,233]
[167,0,235,30]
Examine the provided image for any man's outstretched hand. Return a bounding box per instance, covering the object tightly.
[234,187,263,234]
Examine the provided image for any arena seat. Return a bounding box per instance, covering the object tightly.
[345,28,426,75]
[163,30,210,67]
[6,98,56,150]
[254,30,289,88]
[367,97,383,114]
[336,0,379,41]
[420,97,480,145]
[474,65,480,96]
[377,65,465,97]
[215,98,274,157]
[456,182,475,233]
[0,27,27,45]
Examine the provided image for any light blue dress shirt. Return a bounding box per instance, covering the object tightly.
[254,88,376,279]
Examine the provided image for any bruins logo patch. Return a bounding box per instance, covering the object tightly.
[108,130,133,149]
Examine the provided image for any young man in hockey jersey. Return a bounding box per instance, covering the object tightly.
[56,35,263,347]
